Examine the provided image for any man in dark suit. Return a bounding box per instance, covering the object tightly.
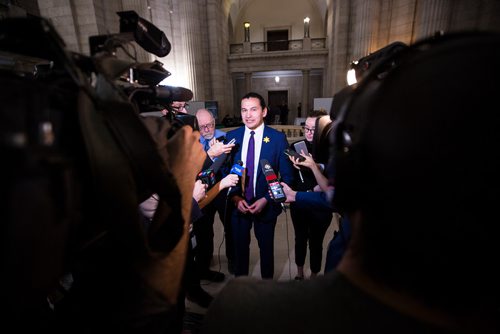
[224,92,294,279]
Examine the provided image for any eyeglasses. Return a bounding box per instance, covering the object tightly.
[199,122,215,131]
[172,102,189,110]
[303,127,315,133]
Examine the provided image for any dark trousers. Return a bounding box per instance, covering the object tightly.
[324,216,351,273]
[290,204,332,274]
[231,210,277,279]
[193,192,234,273]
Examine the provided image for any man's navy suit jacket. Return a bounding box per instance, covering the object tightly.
[224,125,294,220]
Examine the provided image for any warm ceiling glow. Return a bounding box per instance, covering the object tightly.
[244,22,250,29]
[304,17,310,24]
[275,76,280,83]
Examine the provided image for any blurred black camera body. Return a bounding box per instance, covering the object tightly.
[0,11,192,329]
[311,42,409,180]
[88,10,195,133]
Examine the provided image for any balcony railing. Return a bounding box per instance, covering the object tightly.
[230,38,326,54]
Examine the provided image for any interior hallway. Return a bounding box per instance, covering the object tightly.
[185,207,340,316]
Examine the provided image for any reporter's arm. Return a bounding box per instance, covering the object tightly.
[294,154,329,192]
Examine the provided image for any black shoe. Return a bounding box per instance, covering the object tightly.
[200,270,225,282]
[186,287,213,308]
[294,275,304,281]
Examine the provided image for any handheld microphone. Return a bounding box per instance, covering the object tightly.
[260,159,287,203]
[197,152,229,188]
[227,160,244,195]
[197,169,216,187]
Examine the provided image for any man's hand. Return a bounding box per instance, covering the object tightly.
[233,195,251,214]
[193,180,207,202]
[207,140,235,160]
[219,174,239,190]
[281,182,296,203]
[247,197,267,214]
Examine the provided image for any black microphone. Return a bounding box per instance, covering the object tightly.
[260,159,287,204]
[205,137,236,175]
[209,152,228,174]
[154,85,193,102]
[197,153,228,188]
[227,160,244,195]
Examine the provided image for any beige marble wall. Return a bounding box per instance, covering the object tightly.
[27,0,500,117]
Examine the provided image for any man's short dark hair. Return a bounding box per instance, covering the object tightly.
[241,92,266,109]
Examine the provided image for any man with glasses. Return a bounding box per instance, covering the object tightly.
[195,109,236,278]
[197,108,225,152]
[171,101,189,114]
[159,101,189,116]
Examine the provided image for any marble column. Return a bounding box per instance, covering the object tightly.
[178,0,206,100]
[352,0,379,59]
[416,0,452,40]
[301,69,310,115]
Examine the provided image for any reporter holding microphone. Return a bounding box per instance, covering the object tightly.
[287,109,333,280]
[195,109,237,278]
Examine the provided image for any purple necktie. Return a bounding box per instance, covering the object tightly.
[245,131,255,201]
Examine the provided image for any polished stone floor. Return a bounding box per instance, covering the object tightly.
[185,208,339,317]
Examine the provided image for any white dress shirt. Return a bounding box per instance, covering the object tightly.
[240,122,265,197]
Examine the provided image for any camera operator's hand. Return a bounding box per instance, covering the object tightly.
[193,180,207,202]
[219,174,239,190]
[207,140,235,160]
[138,120,205,305]
[167,126,205,190]
[281,182,297,203]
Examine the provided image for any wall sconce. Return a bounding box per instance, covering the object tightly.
[244,22,250,42]
[274,76,280,84]
[303,17,310,38]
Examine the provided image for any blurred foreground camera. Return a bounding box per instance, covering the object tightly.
[89,10,195,134]
[312,42,409,178]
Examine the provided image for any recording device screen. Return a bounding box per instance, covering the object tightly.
[284,148,305,162]
[269,180,286,202]
[260,159,286,203]
[293,141,309,155]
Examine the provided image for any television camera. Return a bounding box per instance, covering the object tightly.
[0,10,196,328]
[88,10,198,133]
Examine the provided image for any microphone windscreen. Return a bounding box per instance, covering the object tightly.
[230,162,244,176]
